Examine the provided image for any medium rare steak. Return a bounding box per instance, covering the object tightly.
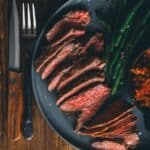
[123,133,139,148]
[80,99,139,149]
[36,30,104,78]
[46,10,90,42]
[57,77,105,105]
[79,99,139,150]
[50,29,85,48]
[57,56,105,91]
[84,33,104,53]
[48,65,73,91]
[40,36,104,80]
[92,141,126,150]
[82,99,133,128]
[34,7,141,149]
[60,84,110,131]
[35,40,72,73]
[34,9,139,149]
[91,133,139,150]
[41,42,83,79]
[79,99,137,138]
[58,70,105,97]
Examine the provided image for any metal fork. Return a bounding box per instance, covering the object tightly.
[21,2,37,140]
[22,2,37,37]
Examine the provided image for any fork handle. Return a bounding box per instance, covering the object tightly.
[8,71,23,141]
[22,49,33,140]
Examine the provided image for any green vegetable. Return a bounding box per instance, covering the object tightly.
[110,0,144,53]
[109,10,150,79]
[105,0,145,79]
[104,0,150,96]
[111,16,150,95]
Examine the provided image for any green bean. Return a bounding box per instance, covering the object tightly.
[106,1,145,78]
[110,0,144,53]
[112,59,122,80]
[111,19,150,96]
[109,11,150,76]
[111,67,124,96]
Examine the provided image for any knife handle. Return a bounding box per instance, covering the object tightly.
[22,50,33,140]
[7,71,23,141]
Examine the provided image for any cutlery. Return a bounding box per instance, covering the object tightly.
[21,2,37,140]
[8,0,23,141]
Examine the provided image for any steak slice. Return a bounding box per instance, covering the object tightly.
[46,10,90,42]
[57,57,105,91]
[41,42,83,79]
[60,84,110,131]
[91,133,139,150]
[48,65,73,91]
[82,108,133,130]
[57,76,105,106]
[36,32,104,77]
[79,112,136,137]
[92,141,126,150]
[51,29,85,48]
[90,114,136,138]
[64,10,90,26]
[82,99,133,129]
[123,133,139,148]
[35,40,72,73]
[84,33,104,53]
[78,99,138,140]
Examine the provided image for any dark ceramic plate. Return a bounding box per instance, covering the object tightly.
[31,0,150,149]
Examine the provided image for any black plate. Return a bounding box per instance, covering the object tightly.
[31,0,150,149]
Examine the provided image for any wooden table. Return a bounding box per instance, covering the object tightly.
[0,0,74,149]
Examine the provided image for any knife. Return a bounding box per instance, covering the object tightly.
[9,0,20,71]
[7,0,23,141]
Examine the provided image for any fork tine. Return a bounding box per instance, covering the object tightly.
[22,3,26,32]
[27,3,31,31]
[32,3,37,32]
[22,2,37,37]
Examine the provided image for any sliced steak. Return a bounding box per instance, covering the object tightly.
[83,99,133,129]
[58,70,105,96]
[35,40,72,73]
[64,10,90,26]
[57,76,105,105]
[123,133,139,148]
[90,114,136,138]
[84,33,104,53]
[36,32,104,77]
[57,57,105,91]
[82,108,133,130]
[60,84,110,131]
[41,42,83,79]
[46,10,90,42]
[78,99,138,139]
[48,65,73,91]
[79,112,136,137]
[51,29,85,48]
[92,141,126,150]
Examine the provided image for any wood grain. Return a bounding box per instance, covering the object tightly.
[8,72,23,141]
[0,0,8,149]
[0,0,74,150]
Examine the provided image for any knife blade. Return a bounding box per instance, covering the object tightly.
[8,0,20,71]
[7,0,23,141]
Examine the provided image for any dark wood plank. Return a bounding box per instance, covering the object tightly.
[0,0,8,150]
